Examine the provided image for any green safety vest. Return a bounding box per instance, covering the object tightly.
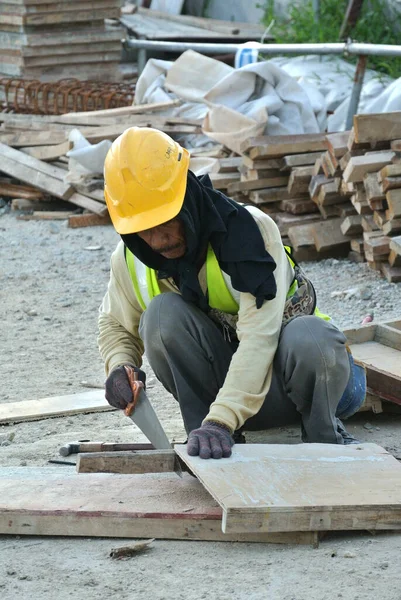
[125,245,330,320]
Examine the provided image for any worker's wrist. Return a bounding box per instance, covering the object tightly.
[202,419,234,435]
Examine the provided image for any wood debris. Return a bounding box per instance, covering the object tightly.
[109,539,155,560]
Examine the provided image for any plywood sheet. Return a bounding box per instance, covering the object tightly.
[0,468,314,544]
[0,390,113,423]
[175,443,401,534]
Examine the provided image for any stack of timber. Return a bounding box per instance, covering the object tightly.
[231,114,401,278]
[0,0,123,81]
[0,100,202,227]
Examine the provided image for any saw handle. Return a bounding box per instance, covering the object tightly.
[124,366,145,417]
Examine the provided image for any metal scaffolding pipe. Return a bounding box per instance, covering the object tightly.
[124,39,346,55]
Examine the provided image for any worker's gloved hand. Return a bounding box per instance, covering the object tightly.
[105,364,146,410]
[187,421,234,459]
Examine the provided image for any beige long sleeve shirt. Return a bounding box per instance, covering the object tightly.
[98,206,294,432]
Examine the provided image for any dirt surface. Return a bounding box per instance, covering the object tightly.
[1,213,401,600]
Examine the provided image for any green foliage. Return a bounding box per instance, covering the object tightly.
[258,0,401,79]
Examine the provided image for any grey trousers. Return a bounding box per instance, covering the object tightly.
[139,292,351,444]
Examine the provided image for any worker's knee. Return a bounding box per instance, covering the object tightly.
[278,316,348,373]
[139,292,188,350]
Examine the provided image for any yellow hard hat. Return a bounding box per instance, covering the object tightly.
[104,127,190,234]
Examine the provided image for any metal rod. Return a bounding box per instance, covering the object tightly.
[125,39,401,58]
[346,54,367,130]
[125,39,346,56]
[312,0,320,23]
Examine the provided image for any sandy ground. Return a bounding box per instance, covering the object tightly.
[1,213,401,600]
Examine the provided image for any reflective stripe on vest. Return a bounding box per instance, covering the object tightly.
[126,245,330,320]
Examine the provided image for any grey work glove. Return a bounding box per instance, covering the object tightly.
[187,421,234,459]
[105,364,146,410]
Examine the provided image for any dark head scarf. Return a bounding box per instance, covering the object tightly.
[121,171,277,311]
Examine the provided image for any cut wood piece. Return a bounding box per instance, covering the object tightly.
[354,112,401,143]
[217,156,242,172]
[77,450,178,474]
[364,172,385,205]
[68,212,111,228]
[381,263,401,283]
[67,193,107,216]
[312,155,324,175]
[379,162,401,179]
[175,443,401,534]
[363,236,391,260]
[382,218,401,235]
[316,178,342,206]
[0,181,44,200]
[351,238,364,253]
[309,174,329,201]
[0,390,114,424]
[20,141,72,161]
[241,133,328,160]
[340,179,356,196]
[388,249,401,267]
[0,468,315,544]
[350,192,372,215]
[275,212,322,236]
[210,172,240,189]
[381,176,401,193]
[11,199,67,212]
[317,204,339,220]
[240,168,282,182]
[361,214,379,232]
[341,215,362,236]
[287,223,315,250]
[335,203,357,218]
[282,151,323,170]
[385,189,401,220]
[373,210,388,229]
[287,166,315,195]
[241,155,284,170]
[249,187,292,204]
[326,131,351,157]
[18,211,74,221]
[312,218,352,252]
[348,250,366,263]
[321,151,340,178]
[227,176,288,195]
[343,152,395,183]
[279,197,318,215]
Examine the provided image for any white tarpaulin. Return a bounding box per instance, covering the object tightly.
[135,50,320,152]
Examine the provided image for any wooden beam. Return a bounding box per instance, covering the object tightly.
[77,450,179,474]
[0,390,113,424]
[354,112,401,143]
[0,468,317,544]
[241,133,328,160]
[343,152,395,183]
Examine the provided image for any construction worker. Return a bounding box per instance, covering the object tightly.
[99,127,366,460]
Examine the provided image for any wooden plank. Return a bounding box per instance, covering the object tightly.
[0,151,73,200]
[0,129,66,147]
[287,166,315,195]
[0,142,68,180]
[77,450,178,474]
[385,189,401,220]
[175,443,401,534]
[0,181,44,199]
[249,186,293,204]
[241,133,328,160]
[390,235,401,254]
[0,468,315,544]
[0,390,113,424]
[381,263,401,283]
[58,100,181,122]
[66,193,106,216]
[227,176,288,195]
[282,151,323,170]
[311,218,351,252]
[364,172,385,204]
[343,152,395,183]
[68,212,111,228]
[279,197,318,215]
[340,215,362,236]
[383,218,401,235]
[18,210,74,221]
[326,131,351,157]
[19,141,72,161]
[241,156,284,170]
[354,112,401,143]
